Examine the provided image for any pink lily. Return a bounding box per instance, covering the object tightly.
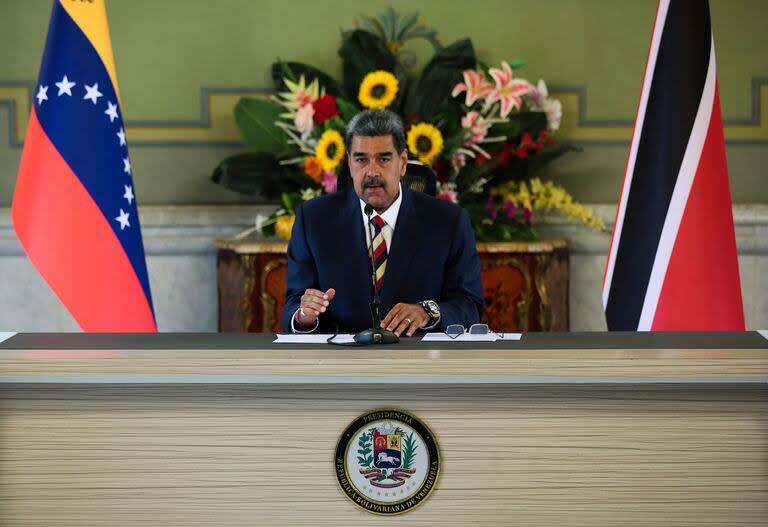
[451,69,494,107]
[487,61,530,117]
[461,111,491,146]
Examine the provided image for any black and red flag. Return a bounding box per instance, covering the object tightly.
[603,0,744,331]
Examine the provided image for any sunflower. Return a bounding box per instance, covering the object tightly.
[407,123,444,165]
[315,129,345,171]
[358,70,399,109]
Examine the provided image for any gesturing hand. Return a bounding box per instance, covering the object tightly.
[381,303,430,337]
[295,288,336,328]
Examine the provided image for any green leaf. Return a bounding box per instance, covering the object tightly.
[491,112,547,141]
[281,192,303,213]
[234,97,291,155]
[358,15,387,39]
[507,59,527,69]
[210,152,306,200]
[394,12,419,41]
[357,456,368,465]
[338,29,397,101]
[403,38,476,122]
[335,97,360,122]
[271,61,342,97]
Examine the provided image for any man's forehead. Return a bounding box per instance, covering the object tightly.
[350,135,397,155]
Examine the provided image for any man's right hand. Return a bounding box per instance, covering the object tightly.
[295,288,336,328]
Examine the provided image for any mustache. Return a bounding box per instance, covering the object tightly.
[363,177,385,188]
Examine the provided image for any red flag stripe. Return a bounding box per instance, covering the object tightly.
[637,37,717,329]
[652,83,744,330]
[12,111,157,332]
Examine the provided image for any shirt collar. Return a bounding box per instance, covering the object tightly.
[358,182,403,228]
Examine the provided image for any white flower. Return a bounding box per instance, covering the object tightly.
[526,79,562,132]
[526,79,548,110]
[300,187,322,201]
[294,104,315,138]
[469,177,488,194]
[544,99,562,132]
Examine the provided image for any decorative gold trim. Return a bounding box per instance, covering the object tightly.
[476,239,568,254]
[535,253,553,331]
[481,257,532,332]
[218,239,568,255]
[239,254,256,331]
[213,238,288,254]
[260,258,288,332]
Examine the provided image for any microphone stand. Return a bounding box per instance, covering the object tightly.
[354,206,399,345]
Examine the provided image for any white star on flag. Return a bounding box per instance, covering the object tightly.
[83,83,103,105]
[115,209,131,230]
[105,101,119,122]
[123,157,131,175]
[117,127,126,146]
[36,85,48,105]
[123,184,134,205]
[55,75,76,96]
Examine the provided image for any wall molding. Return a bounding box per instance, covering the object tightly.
[2,204,766,256]
[1,79,767,148]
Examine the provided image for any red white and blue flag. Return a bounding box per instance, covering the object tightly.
[12,1,156,332]
[603,0,744,331]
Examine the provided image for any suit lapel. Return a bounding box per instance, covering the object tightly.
[340,189,373,300]
[379,187,419,312]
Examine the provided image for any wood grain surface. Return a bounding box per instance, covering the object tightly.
[0,347,767,381]
[0,384,766,526]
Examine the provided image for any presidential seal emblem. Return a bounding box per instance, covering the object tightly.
[335,409,440,515]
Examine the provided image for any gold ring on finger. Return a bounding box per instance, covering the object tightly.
[405,318,412,324]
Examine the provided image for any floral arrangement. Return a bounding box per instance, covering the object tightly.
[212,8,604,241]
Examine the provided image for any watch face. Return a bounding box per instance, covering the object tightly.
[423,301,439,317]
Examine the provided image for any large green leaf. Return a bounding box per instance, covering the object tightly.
[234,97,292,156]
[404,38,476,122]
[271,61,342,97]
[491,112,547,141]
[211,152,307,200]
[338,29,397,101]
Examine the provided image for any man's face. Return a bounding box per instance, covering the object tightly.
[349,135,408,213]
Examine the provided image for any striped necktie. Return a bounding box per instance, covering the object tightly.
[370,215,388,291]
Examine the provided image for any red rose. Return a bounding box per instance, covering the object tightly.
[312,95,337,124]
[515,146,528,159]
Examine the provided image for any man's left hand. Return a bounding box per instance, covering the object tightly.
[381,303,430,337]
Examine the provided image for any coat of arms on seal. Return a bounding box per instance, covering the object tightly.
[335,409,440,515]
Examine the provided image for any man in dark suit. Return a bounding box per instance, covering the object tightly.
[281,109,483,336]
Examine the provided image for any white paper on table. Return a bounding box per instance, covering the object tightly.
[421,332,521,342]
[758,330,768,342]
[0,332,18,344]
[273,333,356,344]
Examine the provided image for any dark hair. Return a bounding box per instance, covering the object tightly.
[344,109,407,153]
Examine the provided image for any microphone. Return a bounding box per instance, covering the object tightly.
[354,205,398,345]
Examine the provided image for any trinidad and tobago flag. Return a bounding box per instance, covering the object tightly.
[603,0,744,331]
[12,1,156,331]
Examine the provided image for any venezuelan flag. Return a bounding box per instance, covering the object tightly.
[12,1,156,332]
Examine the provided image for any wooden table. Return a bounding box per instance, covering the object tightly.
[0,332,766,526]
[215,238,570,333]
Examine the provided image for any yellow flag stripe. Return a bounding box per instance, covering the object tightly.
[58,0,120,100]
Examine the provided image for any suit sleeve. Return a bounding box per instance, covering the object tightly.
[281,204,319,332]
[437,208,484,329]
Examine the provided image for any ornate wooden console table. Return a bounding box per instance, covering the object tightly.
[215,237,569,332]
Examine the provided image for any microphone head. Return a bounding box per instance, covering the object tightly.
[363,204,373,216]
